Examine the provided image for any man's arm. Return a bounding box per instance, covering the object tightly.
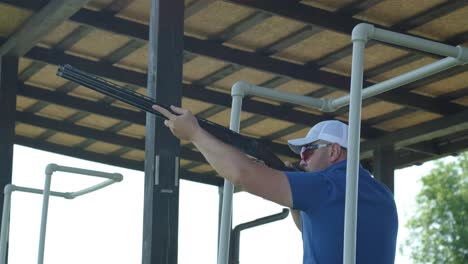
[153,105,293,207]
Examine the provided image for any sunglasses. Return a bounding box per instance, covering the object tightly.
[300,143,332,161]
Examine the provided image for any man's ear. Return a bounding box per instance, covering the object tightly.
[330,143,342,162]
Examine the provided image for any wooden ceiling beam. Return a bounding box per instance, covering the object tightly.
[336,0,385,16]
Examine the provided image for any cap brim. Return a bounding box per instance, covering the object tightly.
[287,137,317,154]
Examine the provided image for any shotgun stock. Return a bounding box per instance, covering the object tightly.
[56,64,298,171]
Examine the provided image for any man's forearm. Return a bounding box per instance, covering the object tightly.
[192,127,256,186]
[191,127,293,207]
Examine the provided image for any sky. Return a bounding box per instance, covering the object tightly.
[4,144,455,263]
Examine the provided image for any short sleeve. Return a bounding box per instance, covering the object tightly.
[284,171,330,211]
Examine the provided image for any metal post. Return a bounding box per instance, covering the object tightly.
[218,94,244,264]
[0,185,13,264]
[343,25,368,264]
[0,164,122,264]
[373,145,395,194]
[37,172,52,264]
[229,209,289,264]
[0,56,18,264]
[142,0,184,263]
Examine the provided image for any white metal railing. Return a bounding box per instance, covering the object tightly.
[217,23,468,264]
[0,163,123,264]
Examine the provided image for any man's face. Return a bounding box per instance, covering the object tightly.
[299,141,332,172]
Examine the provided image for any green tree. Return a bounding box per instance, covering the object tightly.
[403,152,468,263]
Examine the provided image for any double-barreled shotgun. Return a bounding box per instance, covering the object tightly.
[56,64,297,171]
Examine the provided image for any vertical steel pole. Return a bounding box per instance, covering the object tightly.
[0,56,18,264]
[218,94,244,264]
[37,173,53,264]
[142,0,184,263]
[343,29,367,264]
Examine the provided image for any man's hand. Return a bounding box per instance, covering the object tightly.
[152,105,201,141]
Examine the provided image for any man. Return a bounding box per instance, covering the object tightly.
[153,105,398,264]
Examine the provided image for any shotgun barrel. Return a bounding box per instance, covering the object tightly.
[56,64,296,171]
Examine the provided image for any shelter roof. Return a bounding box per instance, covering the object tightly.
[2,0,468,185]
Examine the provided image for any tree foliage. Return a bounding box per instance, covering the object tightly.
[404,152,468,263]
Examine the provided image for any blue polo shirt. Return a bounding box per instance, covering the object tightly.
[285,160,398,264]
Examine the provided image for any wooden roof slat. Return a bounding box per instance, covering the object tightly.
[391,0,468,32]
[323,43,409,75]
[18,60,46,81]
[355,0,448,27]
[184,0,216,19]
[409,5,468,41]
[195,64,242,86]
[15,123,46,138]
[46,132,87,146]
[0,4,32,37]
[67,29,131,60]
[183,55,228,82]
[408,67,468,96]
[0,0,90,56]
[258,25,322,56]
[52,25,95,51]
[440,86,468,101]
[105,38,145,64]
[212,11,272,41]
[24,64,67,91]
[184,1,254,37]
[224,14,305,51]
[365,108,416,127]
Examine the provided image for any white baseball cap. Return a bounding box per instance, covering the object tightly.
[287,120,348,154]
